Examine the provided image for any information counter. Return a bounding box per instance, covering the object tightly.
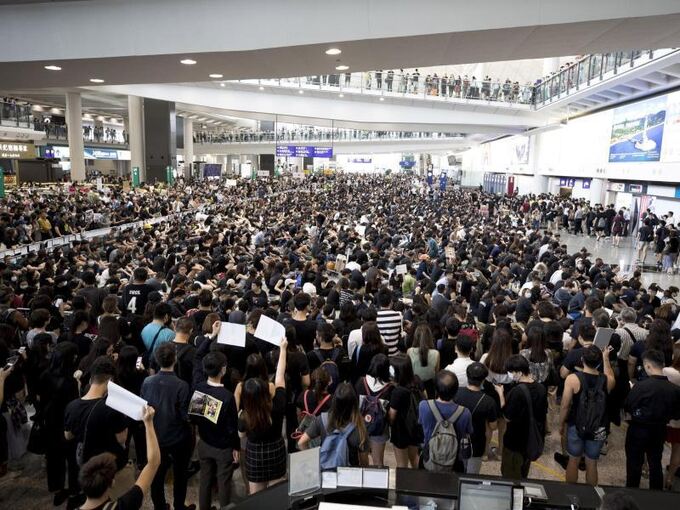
[231,468,679,510]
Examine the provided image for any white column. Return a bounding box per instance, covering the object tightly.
[127,95,145,181]
[183,118,193,179]
[65,92,85,182]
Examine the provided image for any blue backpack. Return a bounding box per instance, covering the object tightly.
[319,413,356,470]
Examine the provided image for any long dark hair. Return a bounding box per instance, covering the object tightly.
[115,345,140,382]
[243,353,269,382]
[412,323,434,367]
[525,325,547,363]
[310,367,331,402]
[485,329,514,374]
[48,341,79,378]
[242,377,272,434]
[327,382,367,449]
[391,355,416,388]
[645,319,673,365]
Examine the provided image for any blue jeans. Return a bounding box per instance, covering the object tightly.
[566,425,604,461]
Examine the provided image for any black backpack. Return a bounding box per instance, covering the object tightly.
[574,373,607,441]
[402,387,424,444]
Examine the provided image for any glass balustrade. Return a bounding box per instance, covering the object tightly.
[0,101,33,129]
[193,129,465,144]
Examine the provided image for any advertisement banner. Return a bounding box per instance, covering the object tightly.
[609,95,666,163]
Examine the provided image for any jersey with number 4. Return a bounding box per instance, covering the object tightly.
[122,283,153,316]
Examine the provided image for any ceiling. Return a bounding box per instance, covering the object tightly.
[3,13,680,90]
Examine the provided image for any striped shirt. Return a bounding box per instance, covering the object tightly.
[615,323,648,360]
[377,309,403,356]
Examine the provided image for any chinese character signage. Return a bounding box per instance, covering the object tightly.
[275,146,333,158]
[0,142,35,159]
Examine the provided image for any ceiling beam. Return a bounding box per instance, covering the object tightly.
[626,79,652,91]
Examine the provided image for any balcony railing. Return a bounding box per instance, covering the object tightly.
[533,48,678,106]
[0,101,33,129]
[231,73,535,106]
[193,129,465,144]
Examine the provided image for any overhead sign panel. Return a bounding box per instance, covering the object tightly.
[276,145,333,158]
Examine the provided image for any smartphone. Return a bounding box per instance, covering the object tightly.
[136,356,143,370]
[4,355,19,369]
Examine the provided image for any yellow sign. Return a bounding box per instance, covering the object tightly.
[0,142,35,159]
[4,175,17,187]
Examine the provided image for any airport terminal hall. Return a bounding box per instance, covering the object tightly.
[5,1,680,510]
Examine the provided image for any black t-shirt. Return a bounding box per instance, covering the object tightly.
[80,484,143,510]
[191,382,240,450]
[639,225,654,242]
[437,337,457,369]
[307,347,342,372]
[502,382,548,454]
[122,283,153,316]
[287,318,317,353]
[239,386,287,442]
[563,346,586,373]
[286,351,311,397]
[64,398,128,470]
[454,388,499,457]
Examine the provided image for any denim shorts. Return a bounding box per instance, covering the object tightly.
[566,425,604,460]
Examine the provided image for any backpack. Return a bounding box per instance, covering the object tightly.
[292,390,331,449]
[402,388,424,444]
[518,384,544,461]
[314,349,342,393]
[574,373,607,441]
[319,413,356,470]
[423,400,466,472]
[597,217,606,228]
[359,379,391,436]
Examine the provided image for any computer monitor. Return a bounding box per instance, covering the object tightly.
[457,478,514,510]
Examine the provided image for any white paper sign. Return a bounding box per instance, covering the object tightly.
[362,468,389,489]
[395,264,407,275]
[254,314,285,346]
[321,471,338,489]
[225,179,238,187]
[217,322,246,348]
[106,381,148,421]
[336,467,363,487]
[355,225,366,237]
[257,170,270,177]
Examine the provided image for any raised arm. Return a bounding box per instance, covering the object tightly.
[275,337,289,389]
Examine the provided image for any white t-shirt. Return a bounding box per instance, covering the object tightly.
[445,357,475,388]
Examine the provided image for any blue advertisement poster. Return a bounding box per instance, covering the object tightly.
[608,95,666,162]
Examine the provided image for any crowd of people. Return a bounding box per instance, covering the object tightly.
[295,71,534,103]
[0,175,679,510]
[30,117,127,145]
[192,127,462,144]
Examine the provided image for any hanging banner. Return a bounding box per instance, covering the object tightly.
[131,167,140,188]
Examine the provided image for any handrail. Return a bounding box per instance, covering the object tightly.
[533,48,678,106]
[0,100,33,129]
[193,130,464,144]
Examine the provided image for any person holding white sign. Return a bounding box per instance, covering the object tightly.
[239,336,288,495]
[77,405,160,510]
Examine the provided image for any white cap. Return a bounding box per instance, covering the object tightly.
[303,282,317,296]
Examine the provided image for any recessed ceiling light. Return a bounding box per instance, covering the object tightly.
[44,65,62,71]
[335,65,349,71]
[89,78,105,83]
[259,86,264,91]
[209,73,223,78]
[379,97,385,101]
[298,90,304,94]
[339,93,344,98]
[325,48,341,56]
[220,83,225,87]
[180,59,197,65]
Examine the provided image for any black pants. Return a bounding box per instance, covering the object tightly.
[151,435,193,510]
[625,422,666,490]
[574,218,583,234]
[46,435,75,493]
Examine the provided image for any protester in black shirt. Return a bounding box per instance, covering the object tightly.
[140,343,193,510]
[287,292,317,353]
[192,352,240,510]
[495,355,548,479]
[171,317,196,386]
[624,349,680,490]
[454,362,498,474]
[121,267,153,317]
[388,355,424,468]
[77,405,160,510]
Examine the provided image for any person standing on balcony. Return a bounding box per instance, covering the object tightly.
[386,70,394,92]
[375,70,383,90]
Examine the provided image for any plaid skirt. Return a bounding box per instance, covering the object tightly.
[245,437,287,483]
